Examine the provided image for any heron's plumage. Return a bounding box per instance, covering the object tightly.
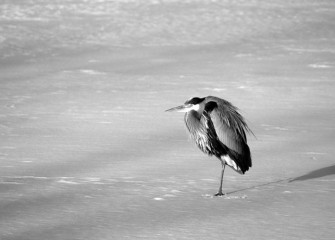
[184,110,226,157]
[204,96,253,142]
[184,96,252,174]
[205,97,252,173]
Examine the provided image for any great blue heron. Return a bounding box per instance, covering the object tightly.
[166,96,252,196]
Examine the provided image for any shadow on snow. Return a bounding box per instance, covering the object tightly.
[225,164,335,195]
[289,164,335,182]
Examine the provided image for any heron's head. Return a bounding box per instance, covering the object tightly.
[165,97,206,113]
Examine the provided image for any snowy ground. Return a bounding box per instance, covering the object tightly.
[1,0,335,239]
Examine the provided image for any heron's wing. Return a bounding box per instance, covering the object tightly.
[205,101,248,155]
[204,99,252,173]
[205,96,254,138]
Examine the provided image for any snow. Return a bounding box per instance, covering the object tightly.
[1,0,335,239]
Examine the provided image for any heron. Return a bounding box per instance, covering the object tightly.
[166,96,252,196]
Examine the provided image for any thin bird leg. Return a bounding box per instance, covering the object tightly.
[215,161,226,196]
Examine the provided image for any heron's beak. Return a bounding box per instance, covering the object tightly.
[165,104,188,112]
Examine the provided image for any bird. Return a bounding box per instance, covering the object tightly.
[166,96,253,196]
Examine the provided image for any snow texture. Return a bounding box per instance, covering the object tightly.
[1,0,335,239]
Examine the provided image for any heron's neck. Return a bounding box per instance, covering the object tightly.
[193,103,205,114]
[187,110,201,120]
[184,110,202,133]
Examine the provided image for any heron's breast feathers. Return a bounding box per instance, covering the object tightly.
[190,128,213,155]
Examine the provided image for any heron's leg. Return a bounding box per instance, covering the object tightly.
[215,161,226,196]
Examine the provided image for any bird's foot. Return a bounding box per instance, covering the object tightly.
[214,191,225,197]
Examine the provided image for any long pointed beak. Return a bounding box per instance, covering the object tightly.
[165,105,187,112]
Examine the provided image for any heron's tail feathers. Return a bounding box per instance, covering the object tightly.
[221,144,252,174]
